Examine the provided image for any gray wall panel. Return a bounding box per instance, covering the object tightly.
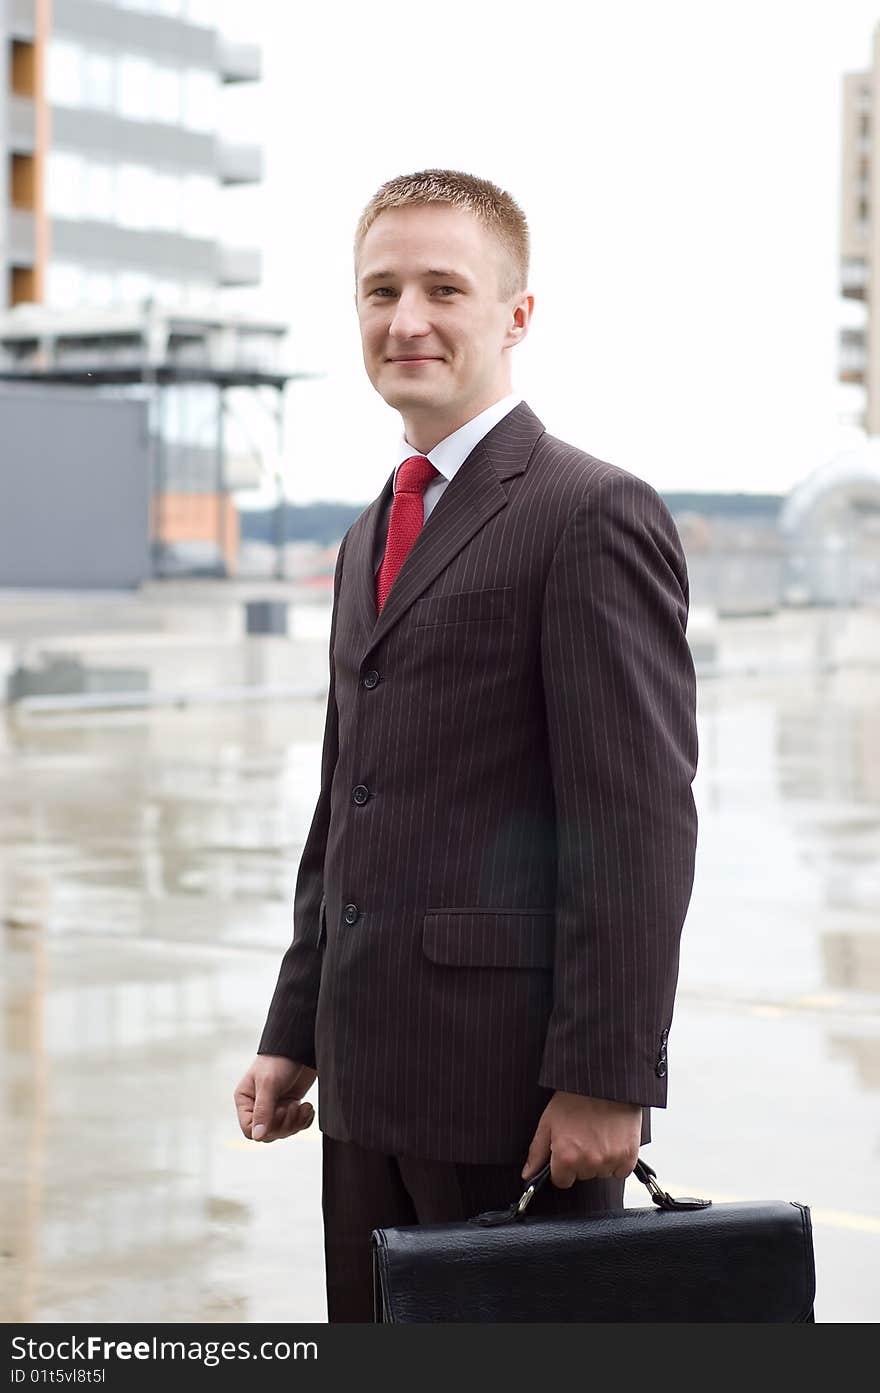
[8,94,36,153]
[51,217,216,278]
[8,208,35,262]
[53,0,216,66]
[8,0,35,41]
[51,105,216,172]
[0,386,151,588]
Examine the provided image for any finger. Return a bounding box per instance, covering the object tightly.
[256,1099,315,1143]
[274,1099,315,1138]
[251,1078,279,1141]
[550,1151,577,1189]
[233,1079,257,1138]
[610,1155,638,1181]
[235,1101,255,1138]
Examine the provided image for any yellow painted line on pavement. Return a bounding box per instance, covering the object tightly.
[221,1149,880,1236]
[658,1187,880,1236]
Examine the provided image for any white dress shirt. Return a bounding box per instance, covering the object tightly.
[373,392,522,573]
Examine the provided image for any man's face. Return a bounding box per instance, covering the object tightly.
[355,204,530,422]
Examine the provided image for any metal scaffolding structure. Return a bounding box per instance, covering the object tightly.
[0,301,321,578]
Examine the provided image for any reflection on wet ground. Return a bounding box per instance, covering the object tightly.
[1,611,879,1323]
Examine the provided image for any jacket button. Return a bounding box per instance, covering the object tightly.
[352,785,370,805]
[655,1060,667,1078]
[661,1028,669,1044]
[363,670,380,689]
[343,904,359,925]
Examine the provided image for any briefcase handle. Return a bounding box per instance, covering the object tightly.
[472,1158,712,1227]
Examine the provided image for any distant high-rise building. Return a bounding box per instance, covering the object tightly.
[1,0,263,312]
[840,25,880,430]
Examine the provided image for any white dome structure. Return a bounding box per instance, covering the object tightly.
[780,443,880,604]
[780,442,880,538]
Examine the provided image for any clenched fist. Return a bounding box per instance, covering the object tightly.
[234,1055,318,1143]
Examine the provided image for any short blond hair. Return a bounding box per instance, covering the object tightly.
[354,168,529,302]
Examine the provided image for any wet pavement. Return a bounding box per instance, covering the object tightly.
[1,603,879,1324]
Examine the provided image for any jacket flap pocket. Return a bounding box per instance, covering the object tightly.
[422,910,554,968]
[413,586,511,628]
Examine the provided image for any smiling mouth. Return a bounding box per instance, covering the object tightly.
[388,356,443,363]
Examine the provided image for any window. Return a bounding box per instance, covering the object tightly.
[47,39,83,107]
[154,65,183,125]
[182,0,217,26]
[155,279,184,307]
[83,50,115,110]
[182,69,219,133]
[83,270,116,308]
[47,150,85,218]
[152,171,183,232]
[182,174,218,238]
[118,271,155,305]
[84,163,117,222]
[118,55,155,122]
[46,261,85,309]
[118,163,155,229]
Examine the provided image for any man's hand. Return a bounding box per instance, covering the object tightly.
[522,1091,642,1187]
[234,1055,317,1143]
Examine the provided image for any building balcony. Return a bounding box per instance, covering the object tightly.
[7,208,36,264]
[216,244,261,287]
[8,95,36,153]
[842,257,870,300]
[839,326,867,383]
[217,37,261,84]
[217,140,263,185]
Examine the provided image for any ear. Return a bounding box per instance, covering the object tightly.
[509,292,535,339]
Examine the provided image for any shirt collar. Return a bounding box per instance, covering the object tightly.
[393,392,522,487]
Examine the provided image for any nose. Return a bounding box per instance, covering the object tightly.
[387,290,432,341]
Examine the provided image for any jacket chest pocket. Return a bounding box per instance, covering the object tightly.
[412,585,512,629]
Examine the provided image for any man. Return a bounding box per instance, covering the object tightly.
[234,169,699,1322]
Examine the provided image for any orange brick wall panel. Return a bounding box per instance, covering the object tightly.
[11,153,36,210]
[11,40,37,97]
[10,267,38,305]
[151,493,240,573]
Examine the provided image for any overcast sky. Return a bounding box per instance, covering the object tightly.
[219,1,880,505]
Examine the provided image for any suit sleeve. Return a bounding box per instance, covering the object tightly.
[257,529,348,1064]
[537,472,698,1107]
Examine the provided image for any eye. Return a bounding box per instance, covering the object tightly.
[368,285,460,298]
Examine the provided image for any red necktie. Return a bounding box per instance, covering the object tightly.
[376,454,439,614]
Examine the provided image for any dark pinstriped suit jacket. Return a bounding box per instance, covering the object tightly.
[258,400,699,1165]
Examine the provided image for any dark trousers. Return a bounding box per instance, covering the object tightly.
[321,1132,625,1322]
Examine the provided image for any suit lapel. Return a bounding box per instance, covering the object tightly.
[349,400,545,656]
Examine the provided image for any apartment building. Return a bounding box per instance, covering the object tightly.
[0,0,285,580]
[840,22,880,431]
[1,0,262,311]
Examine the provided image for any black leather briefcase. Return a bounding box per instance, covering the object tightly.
[371,1158,816,1323]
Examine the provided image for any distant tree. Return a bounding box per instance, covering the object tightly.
[239,502,365,545]
[238,492,784,545]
